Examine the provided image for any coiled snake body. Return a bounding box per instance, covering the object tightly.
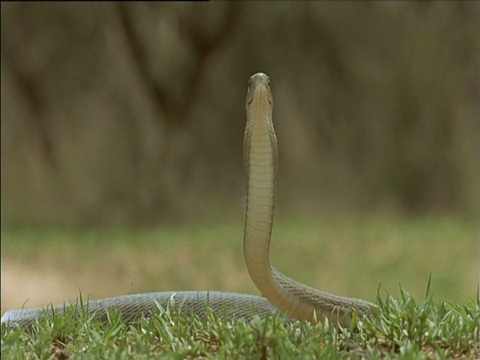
[1,73,375,328]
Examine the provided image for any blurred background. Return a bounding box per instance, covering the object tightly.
[1,3,478,312]
[2,2,478,225]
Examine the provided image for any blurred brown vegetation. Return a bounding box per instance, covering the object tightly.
[1,2,478,226]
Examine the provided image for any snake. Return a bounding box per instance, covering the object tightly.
[1,73,376,328]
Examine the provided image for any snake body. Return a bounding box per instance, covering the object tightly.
[1,73,375,328]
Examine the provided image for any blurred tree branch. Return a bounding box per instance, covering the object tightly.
[1,2,477,225]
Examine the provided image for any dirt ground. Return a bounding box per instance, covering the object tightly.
[1,258,129,315]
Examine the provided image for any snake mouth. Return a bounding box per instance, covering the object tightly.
[252,85,270,106]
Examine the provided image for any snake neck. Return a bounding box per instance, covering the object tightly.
[243,119,374,325]
[243,115,278,296]
[244,100,310,318]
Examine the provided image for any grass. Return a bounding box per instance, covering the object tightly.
[1,289,478,359]
[1,213,478,358]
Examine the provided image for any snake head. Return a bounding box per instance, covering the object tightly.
[246,73,273,107]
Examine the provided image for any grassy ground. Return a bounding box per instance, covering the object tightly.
[1,291,478,359]
[1,213,478,358]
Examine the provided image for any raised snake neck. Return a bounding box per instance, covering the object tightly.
[1,73,376,328]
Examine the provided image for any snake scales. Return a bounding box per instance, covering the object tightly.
[1,73,376,328]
